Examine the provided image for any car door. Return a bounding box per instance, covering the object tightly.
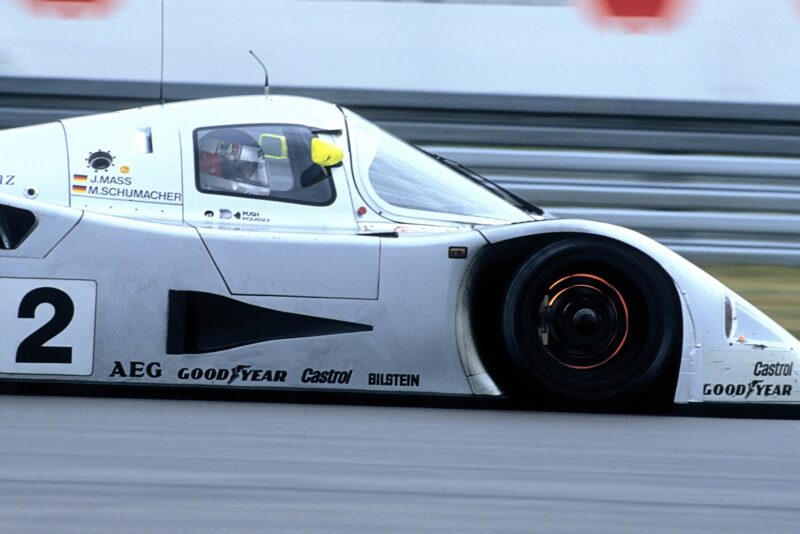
[182,122,379,300]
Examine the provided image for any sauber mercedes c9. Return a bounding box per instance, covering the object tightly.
[0,94,796,406]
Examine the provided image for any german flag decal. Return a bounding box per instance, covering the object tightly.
[72,174,88,194]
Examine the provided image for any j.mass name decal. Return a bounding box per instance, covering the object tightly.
[87,176,132,185]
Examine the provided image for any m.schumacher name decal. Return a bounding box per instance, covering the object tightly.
[0,278,95,376]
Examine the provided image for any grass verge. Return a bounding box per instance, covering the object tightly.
[699,264,800,339]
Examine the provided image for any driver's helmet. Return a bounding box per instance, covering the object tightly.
[198,129,263,182]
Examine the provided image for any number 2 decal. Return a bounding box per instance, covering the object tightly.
[16,287,75,364]
[0,278,95,376]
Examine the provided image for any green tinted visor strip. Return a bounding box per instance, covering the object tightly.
[259,134,288,159]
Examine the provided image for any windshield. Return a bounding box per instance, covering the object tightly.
[347,112,532,224]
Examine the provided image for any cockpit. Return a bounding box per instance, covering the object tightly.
[195,124,343,206]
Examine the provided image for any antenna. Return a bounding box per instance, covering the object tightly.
[249,50,269,97]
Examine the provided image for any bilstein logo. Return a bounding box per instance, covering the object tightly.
[368,373,420,387]
[177,365,287,384]
[703,381,792,399]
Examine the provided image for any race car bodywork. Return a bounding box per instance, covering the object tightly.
[0,95,797,405]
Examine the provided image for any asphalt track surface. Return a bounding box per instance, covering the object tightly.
[1,393,799,533]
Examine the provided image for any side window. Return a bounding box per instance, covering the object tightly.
[194,124,340,206]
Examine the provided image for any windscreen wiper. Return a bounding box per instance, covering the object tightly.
[310,128,343,136]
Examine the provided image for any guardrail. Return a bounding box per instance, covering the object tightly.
[426,145,800,264]
[1,89,799,264]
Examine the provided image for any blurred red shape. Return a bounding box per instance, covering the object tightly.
[583,0,689,33]
[22,0,120,18]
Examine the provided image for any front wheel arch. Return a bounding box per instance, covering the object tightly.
[469,233,683,406]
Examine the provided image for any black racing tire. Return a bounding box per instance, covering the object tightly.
[501,236,682,403]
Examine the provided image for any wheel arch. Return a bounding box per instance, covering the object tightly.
[458,230,684,406]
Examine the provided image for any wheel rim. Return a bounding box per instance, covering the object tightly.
[533,273,629,371]
[496,238,682,402]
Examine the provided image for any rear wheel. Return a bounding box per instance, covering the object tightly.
[501,237,681,403]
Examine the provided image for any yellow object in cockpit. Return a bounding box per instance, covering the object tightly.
[311,138,344,167]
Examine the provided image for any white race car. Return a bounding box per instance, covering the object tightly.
[0,94,796,406]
